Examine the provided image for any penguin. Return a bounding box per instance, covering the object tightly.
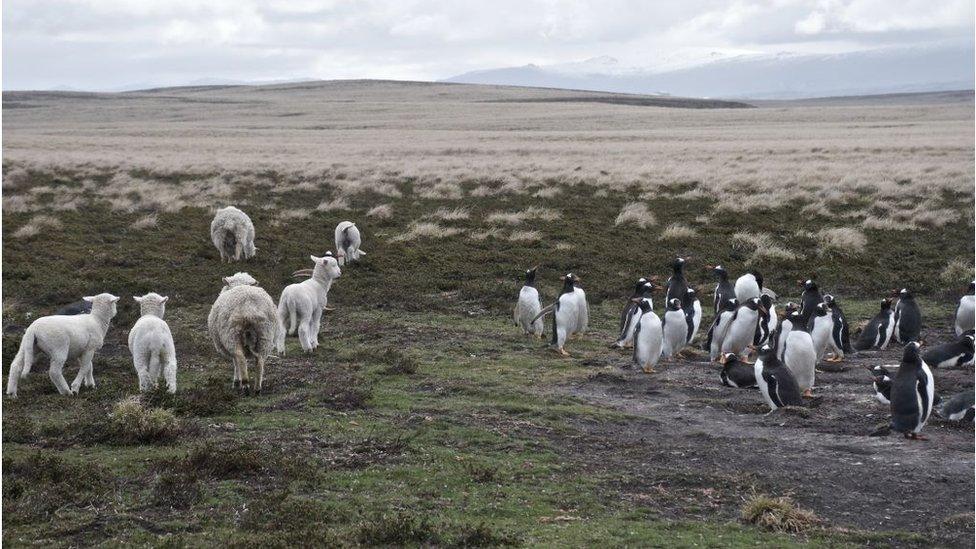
[722,297,764,359]
[704,298,738,362]
[514,267,544,337]
[662,298,689,359]
[707,265,735,314]
[665,257,689,305]
[808,302,834,363]
[753,294,778,347]
[936,390,975,422]
[889,341,935,440]
[719,353,757,388]
[821,294,853,361]
[530,273,584,357]
[632,300,663,374]
[892,288,922,344]
[573,277,589,335]
[779,323,817,397]
[775,305,798,361]
[955,281,975,336]
[854,298,895,351]
[797,279,822,328]
[611,281,655,349]
[922,332,975,369]
[754,341,803,411]
[334,221,366,266]
[734,271,763,303]
[683,288,702,344]
[870,365,896,405]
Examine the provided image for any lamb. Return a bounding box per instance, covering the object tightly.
[128,293,177,393]
[6,293,119,397]
[208,273,283,394]
[334,221,366,266]
[210,206,256,262]
[279,254,342,353]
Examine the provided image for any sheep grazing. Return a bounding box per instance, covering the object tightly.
[128,293,177,393]
[334,221,366,266]
[279,254,342,353]
[6,293,119,397]
[210,206,256,262]
[207,272,282,394]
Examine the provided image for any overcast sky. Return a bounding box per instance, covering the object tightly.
[4,0,974,90]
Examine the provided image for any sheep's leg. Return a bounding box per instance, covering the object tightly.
[71,350,96,394]
[48,352,72,395]
[232,353,241,389]
[147,352,162,389]
[162,342,177,394]
[310,308,324,348]
[234,241,243,262]
[254,354,265,395]
[84,361,96,388]
[297,319,312,352]
[133,350,150,391]
[235,346,250,394]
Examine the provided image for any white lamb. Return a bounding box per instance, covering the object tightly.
[210,206,256,262]
[6,293,119,397]
[279,254,342,353]
[207,273,282,394]
[334,221,366,266]
[128,293,177,393]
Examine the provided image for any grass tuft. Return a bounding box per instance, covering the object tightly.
[614,202,656,228]
[109,397,182,444]
[740,495,821,532]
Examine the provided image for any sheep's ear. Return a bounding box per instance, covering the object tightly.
[109,295,120,303]
[133,296,143,303]
[83,296,95,303]
[223,277,231,286]
[310,255,321,263]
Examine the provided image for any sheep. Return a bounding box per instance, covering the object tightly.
[279,254,342,353]
[6,293,119,397]
[334,221,366,266]
[210,206,256,262]
[207,272,282,394]
[128,293,177,393]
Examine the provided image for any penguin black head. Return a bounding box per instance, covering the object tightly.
[879,298,892,311]
[722,298,738,312]
[708,265,729,281]
[637,300,652,314]
[719,352,739,366]
[784,302,799,315]
[800,279,818,291]
[743,297,762,312]
[759,294,774,310]
[685,288,697,301]
[524,267,537,286]
[968,281,975,294]
[814,302,829,317]
[901,341,923,364]
[672,257,686,274]
[636,281,655,297]
[560,273,578,293]
[667,298,682,311]
[749,270,764,288]
[632,277,648,294]
[757,343,775,360]
[822,294,836,307]
[962,334,975,352]
[893,288,912,299]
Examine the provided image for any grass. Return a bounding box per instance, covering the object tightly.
[741,495,821,533]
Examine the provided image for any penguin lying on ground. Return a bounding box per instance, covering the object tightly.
[722,297,764,361]
[797,279,822,328]
[890,342,935,440]
[754,340,803,412]
[937,390,975,422]
[870,365,896,405]
[720,352,757,388]
[735,271,763,302]
[531,273,585,357]
[683,288,702,345]
[955,281,975,336]
[822,294,853,361]
[611,279,653,349]
[665,257,689,305]
[854,298,895,351]
[633,300,663,374]
[662,298,689,359]
[705,298,738,362]
[514,267,543,337]
[893,288,922,344]
[922,332,975,369]
[707,265,735,314]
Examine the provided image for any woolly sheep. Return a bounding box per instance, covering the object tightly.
[128,293,177,393]
[279,254,342,353]
[210,206,256,262]
[6,293,119,397]
[207,272,282,394]
[334,221,366,266]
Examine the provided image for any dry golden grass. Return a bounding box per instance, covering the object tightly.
[614,202,656,228]
[366,204,394,219]
[732,231,799,264]
[740,495,821,533]
[940,259,975,286]
[13,214,62,239]
[316,198,350,212]
[659,223,697,240]
[130,213,159,230]
[816,227,867,256]
[508,230,541,242]
[391,221,461,242]
[485,206,560,225]
[427,207,470,221]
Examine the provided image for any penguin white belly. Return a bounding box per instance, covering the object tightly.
[956,296,975,336]
[766,308,778,341]
[753,359,777,410]
[515,286,543,335]
[810,316,834,362]
[553,296,581,349]
[783,332,816,393]
[776,321,793,361]
[662,310,688,358]
[722,311,758,356]
[633,312,663,371]
[573,288,589,334]
[916,361,935,432]
[689,301,702,343]
[879,312,895,349]
[709,313,733,361]
[616,297,652,347]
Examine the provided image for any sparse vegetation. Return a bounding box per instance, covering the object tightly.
[659,223,697,240]
[13,214,62,239]
[109,397,182,444]
[816,227,867,256]
[741,495,821,533]
[391,221,462,242]
[615,202,656,228]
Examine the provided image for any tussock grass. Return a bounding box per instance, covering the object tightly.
[816,227,867,256]
[130,213,159,230]
[740,495,821,532]
[615,202,656,228]
[508,230,541,242]
[427,206,470,221]
[109,397,183,444]
[731,231,799,264]
[366,203,393,219]
[13,214,62,239]
[2,166,29,190]
[391,221,461,242]
[486,206,560,225]
[416,181,462,200]
[315,197,349,212]
[660,223,698,240]
[940,259,975,287]
[470,227,504,240]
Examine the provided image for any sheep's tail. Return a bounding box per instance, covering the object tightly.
[148,352,161,381]
[7,327,36,396]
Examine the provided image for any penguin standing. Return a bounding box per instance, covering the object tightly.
[705,298,738,362]
[797,279,822,328]
[611,280,654,349]
[632,300,663,374]
[573,277,589,335]
[665,257,689,305]
[514,267,543,337]
[683,288,702,344]
[870,365,896,405]
[775,304,800,360]
[890,342,935,440]
[754,341,803,411]
[722,297,764,359]
[955,281,975,336]
[854,298,895,351]
[922,333,975,369]
[892,288,922,344]
[662,298,689,359]
[780,323,817,397]
[708,265,736,314]
[937,390,975,422]
[821,294,852,361]
[753,294,778,347]
[734,271,763,303]
[530,274,584,357]
[334,221,366,266]
[808,303,835,363]
[720,353,757,388]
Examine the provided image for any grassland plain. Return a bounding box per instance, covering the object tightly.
[2,82,975,546]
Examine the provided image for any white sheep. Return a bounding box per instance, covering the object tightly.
[128,293,177,393]
[279,254,342,353]
[6,293,119,397]
[210,206,256,262]
[207,273,282,394]
[334,221,366,266]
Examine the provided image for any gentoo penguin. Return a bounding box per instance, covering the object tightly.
[665,257,689,305]
[611,281,655,349]
[632,300,663,374]
[955,281,975,336]
[530,274,584,357]
[514,267,543,337]
[808,303,835,363]
[797,279,822,328]
[892,288,922,344]
[779,324,817,397]
[937,390,975,422]
[334,221,366,266]
[705,298,738,361]
[922,332,975,369]
[734,271,763,303]
[776,304,801,359]
[821,294,853,361]
[722,297,764,359]
[572,276,589,335]
[662,298,689,359]
[870,365,896,405]
[754,342,803,411]
[753,294,778,347]
[707,265,736,314]
[854,298,895,351]
[683,288,702,344]
[890,342,935,440]
[719,353,757,388]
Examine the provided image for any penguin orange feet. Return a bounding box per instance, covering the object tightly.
[826,355,843,363]
[556,348,571,357]
[641,366,656,374]
[802,389,814,398]
[905,432,928,441]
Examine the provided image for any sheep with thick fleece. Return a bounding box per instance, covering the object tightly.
[128,293,177,393]
[6,293,119,397]
[279,254,342,353]
[208,272,282,394]
[210,206,256,262]
[334,221,366,266]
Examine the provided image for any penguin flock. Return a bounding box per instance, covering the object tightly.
[517,259,976,440]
